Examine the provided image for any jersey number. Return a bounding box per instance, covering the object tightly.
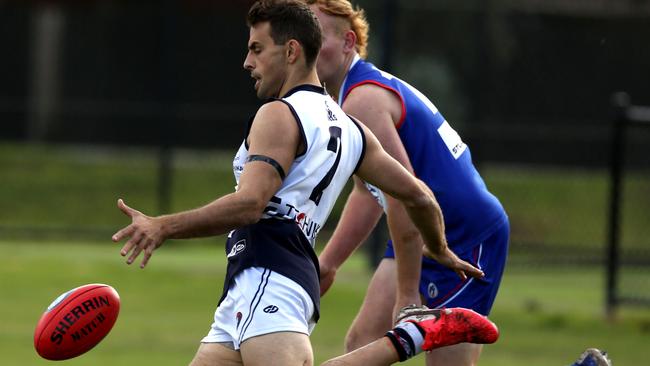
[310,126,342,205]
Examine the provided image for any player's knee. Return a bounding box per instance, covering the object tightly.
[320,361,342,366]
[344,327,367,353]
[320,358,347,366]
[343,338,355,353]
[345,316,391,352]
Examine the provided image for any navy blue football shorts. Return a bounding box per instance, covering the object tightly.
[384,218,509,316]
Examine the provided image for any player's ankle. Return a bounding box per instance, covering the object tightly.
[385,321,425,362]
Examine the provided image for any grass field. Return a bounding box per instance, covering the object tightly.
[2,240,650,366]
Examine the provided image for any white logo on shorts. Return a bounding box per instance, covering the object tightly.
[427,282,439,299]
[227,240,246,258]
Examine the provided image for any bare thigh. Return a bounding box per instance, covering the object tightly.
[425,343,483,366]
[240,331,313,366]
[345,259,397,352]
[189,342,243,366]
[189,332,313,366]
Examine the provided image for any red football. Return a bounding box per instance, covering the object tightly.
[34,284,120,360]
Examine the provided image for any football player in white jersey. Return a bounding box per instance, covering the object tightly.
[111,1,496,365]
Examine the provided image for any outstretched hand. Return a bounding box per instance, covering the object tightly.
[112,199,165,269]
[423,245,484,281]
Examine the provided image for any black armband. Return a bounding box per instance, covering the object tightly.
[245,154,286,180]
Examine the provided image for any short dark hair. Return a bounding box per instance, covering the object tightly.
[247,0,322,68]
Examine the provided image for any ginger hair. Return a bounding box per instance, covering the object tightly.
[305,0,370,58]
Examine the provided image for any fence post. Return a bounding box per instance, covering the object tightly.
[380,0,397,72]
[156,0,180,215]
[27,4,65,141]
[606,92,629,319]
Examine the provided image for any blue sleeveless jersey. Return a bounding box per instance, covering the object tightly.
[341,59,507,251]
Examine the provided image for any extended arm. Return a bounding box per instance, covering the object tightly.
[112,101,300,268]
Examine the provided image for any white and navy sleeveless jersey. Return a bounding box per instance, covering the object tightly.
[232,84,366,246]
[221,85,366,321]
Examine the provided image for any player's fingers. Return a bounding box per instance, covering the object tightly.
[421,245,433,259]
[140,240,156,269]
[120,241,135,258]
[117,198,129,215]
[126,244,143,265]
[112,225,135,242]
[462,262,484,279]
[117,198,140,217]
[455,269,468,281]
[120,231,143,257]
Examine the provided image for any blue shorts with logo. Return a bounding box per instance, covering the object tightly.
[384,218,509,316]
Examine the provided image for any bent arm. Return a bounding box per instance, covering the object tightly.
[158,102,299,239]
[319,177,383,296]
[113,101,300,268]
[156,168,280,239]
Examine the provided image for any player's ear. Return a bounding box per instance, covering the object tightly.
[343,30,357,53]
[286,39,301,64]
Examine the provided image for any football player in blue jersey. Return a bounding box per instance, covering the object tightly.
[307,1,510,366]
[112,1,497,365]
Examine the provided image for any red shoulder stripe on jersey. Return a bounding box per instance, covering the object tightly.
[342,80,407,129]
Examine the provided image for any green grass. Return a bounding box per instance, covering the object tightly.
[2,240,650,366]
